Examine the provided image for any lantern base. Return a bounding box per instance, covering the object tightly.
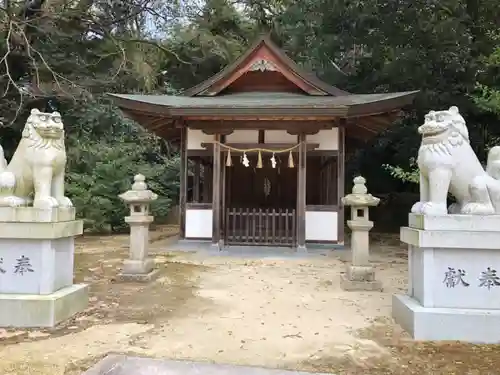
[117,268,160,282]
[340,273,383,292]
[117,258,159,282]
[341,265,382,291]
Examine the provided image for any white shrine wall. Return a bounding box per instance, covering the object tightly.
[305,128,339,242]
[187,129,213,150]
[186,209,339,242]
[265,129,339,150]
[185,127,340,243]
[306,128,339,150]
[264,130,296,143]
[185,208,213,239]
[305,211,338,242]
[186,128,339,150]
[226,130,259,143]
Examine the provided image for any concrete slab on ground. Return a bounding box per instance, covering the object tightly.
[166,239,346,259]
[83,355,334,375]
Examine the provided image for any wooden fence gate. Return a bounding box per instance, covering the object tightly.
[224,207,296,246]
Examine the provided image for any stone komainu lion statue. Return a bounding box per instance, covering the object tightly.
[411,106,500,216]
[0,109,72,209]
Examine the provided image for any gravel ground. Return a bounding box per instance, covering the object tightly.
[0,229,499,375]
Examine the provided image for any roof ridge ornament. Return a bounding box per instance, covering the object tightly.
[248,59,278,72]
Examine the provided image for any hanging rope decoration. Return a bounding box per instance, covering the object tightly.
[270,153,277,168]
[288,151,294,168]
[257,150,263,169]
[214,141,303,169]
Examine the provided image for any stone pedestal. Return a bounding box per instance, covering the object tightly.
[393,213,500,343]
[0,207,88,328]
[340,176,382,291]
[117,174,159,282]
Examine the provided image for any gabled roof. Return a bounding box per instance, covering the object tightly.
[108,35,419,142]
[109,90,418,141]
[181,35,350,97]
[110,91,418,117]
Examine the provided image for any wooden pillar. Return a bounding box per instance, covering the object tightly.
[212,134,222,248]
[202,164,210,203]
[179,126,187,239]
[338,125,345,244]
[296,133,307,251]
[221,150,227,245]
[193,159,200,202]
[207,166,213,200]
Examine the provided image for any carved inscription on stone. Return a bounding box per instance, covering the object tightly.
[479,267,500,290]
[443,267,470,288]
[13,255,34,275]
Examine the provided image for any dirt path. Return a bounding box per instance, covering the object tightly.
[0,230,499,375]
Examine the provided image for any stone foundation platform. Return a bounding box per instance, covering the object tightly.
[393,294,500,343]
[0,207,88,327]
[393,213,500,343]
[0,284,88,328]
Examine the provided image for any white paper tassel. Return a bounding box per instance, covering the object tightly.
[242,152,250,167]
[270,153,277,168]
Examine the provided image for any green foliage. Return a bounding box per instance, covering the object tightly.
[472,38,500,115]
[159,0,255,91]
[271,0,500,192]
[383,159,420,185]
[474,83,500,115]
[62,98,179,232]
[3,0,500,231]
[0,1,183,233]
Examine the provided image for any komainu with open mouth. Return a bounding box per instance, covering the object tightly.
[412,106,500,215]
[0,108,73,209]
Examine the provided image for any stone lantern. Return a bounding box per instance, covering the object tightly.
[117,174,159,282]
[340,176,382,291]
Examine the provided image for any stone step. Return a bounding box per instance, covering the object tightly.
[83,355,334,375]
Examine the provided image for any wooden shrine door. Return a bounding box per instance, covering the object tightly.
[223,157,297,246]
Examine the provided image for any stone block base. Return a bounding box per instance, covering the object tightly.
[0,236,78,295]
[121,258,155,274]
[296,245,308,254]
[346,265,375,281]
[0,207,76,223]
[392,294,500,343]
[0,284,88,328]
[340,273,383,291]
[117,268,160,282]
[0,219,83,239]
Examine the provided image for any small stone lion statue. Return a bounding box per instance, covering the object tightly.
[411,106,500,215]
[0,108,73,209]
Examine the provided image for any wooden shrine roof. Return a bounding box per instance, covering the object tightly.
[181,35,349,97]
[109,35,419,141]
[110,91,417,117]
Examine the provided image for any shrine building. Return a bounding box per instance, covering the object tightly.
[109,35,417,250]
